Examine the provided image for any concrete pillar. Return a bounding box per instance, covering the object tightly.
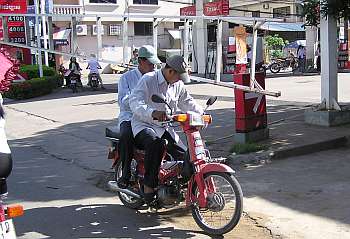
[122,17,128,65]
[183,19,189,65]
[320,14,340,110]
[153,18,158,54]
[71,17,78,55]
[193,0,207,76]
[34,0,43,77]
[40,0,49,66]
[96,16,102,59]
[215,19,223,83]
[48,17,54,51]
[1,16,8,42]
[306,26,317,70]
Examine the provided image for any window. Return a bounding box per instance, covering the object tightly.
[109,24,122,35]
[134,22,153,36]
[273,6,290,18]
[133,0,158,5]
[89,0,117,3]
[252,11,260,18]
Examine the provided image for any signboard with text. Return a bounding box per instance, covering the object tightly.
[0,0,27,14]
[204,0,229,16]
[180,5,196,16]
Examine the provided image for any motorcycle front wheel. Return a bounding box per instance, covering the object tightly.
[115,160,144,209]
[191,172,243,235]
[269,62,281,74]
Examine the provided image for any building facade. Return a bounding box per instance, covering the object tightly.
[52,0,190,65]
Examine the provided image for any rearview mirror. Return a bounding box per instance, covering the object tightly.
[206,96,217,106]
[151,94,166,104]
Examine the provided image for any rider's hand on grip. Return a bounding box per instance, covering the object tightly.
[152,110,170,122]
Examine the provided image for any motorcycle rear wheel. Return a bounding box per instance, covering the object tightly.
[115,160,144,209]
[191,172,243,235]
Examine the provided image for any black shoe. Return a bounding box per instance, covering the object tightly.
[117,178,129,189]
[143,192,156,205]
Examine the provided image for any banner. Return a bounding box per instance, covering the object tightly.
[204,0,229,16]
[234,26,247,64]
[0,0,27,14]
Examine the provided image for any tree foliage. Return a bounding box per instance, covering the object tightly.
[302,0,350,26]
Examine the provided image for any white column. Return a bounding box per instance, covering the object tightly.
[250,21,258,88]
[183,19,189,65]
[71,17,78,54]
[153,18,158,53]
[122,17,128,65]
[96,17,102,59]
[34,0,43,77]
[320,14,340,110]
[40,0,49,66]
[1,16,8,42]
[306,26,317,69]
[194,0,207,75]
[215,19,222,83]
[48,17,54,51]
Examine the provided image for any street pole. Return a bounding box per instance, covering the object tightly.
[96,16,102,59]
[34,0,43,78]
[215,19,222,83]
[153,18,158,54]
[183,19,189,65]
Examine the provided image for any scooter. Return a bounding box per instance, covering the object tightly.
[106,95,243,235]
[0,155,24,239]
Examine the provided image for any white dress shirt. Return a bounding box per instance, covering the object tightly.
[129,69,203,142]
[117,68,143,127]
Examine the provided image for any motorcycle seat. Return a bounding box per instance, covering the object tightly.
[106,126,121,139]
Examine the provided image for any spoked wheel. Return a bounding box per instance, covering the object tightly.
[269,62,281,74]
[114,160,144,209]
[191,172,243,235]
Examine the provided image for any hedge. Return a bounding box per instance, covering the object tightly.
[20,65,56,79]
[4,74,63,100]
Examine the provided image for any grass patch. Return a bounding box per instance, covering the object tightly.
[230,142,268,154]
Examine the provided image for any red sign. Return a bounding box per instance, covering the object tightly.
[204,0,229,16]
[180,5,196,16]
[0,0,27,14]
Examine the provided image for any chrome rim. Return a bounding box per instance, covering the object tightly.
[194,174,237,230]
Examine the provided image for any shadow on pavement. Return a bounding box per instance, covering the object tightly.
[15,204,206,239]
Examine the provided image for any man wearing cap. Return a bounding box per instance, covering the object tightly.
[129,55,203,203]
[117,45,161,189]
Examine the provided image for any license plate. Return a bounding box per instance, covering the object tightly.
[0,220,16,239]
[71,80,77,84]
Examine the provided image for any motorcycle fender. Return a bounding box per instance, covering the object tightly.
[199,163,235,175]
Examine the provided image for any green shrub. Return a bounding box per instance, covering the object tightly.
[46,74,64,88]
[20,65,56,79]
[4,77,54,100]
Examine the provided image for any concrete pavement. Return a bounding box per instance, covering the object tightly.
[3,72,350,238]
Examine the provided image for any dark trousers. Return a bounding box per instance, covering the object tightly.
[135,128,185,188]
[119,121,134,181]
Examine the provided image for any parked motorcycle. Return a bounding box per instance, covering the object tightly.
[106,95,243,235]
[269,57,298,74]
[89,73,100,91]
[0,155,24,239]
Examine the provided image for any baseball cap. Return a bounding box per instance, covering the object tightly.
[138,45,161,65]
[166,55,190,83]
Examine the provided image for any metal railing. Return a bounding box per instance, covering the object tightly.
[53,5,83,15]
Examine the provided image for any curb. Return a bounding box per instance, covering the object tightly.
[228,136,349,166]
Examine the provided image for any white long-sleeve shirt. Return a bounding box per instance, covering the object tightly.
[0,95,10,154]
[117,68,143,126]
[129,69,203,142]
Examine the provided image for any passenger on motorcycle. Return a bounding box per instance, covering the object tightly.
[87,54,105,89]
[117,45,161,189]
[129,55,203,204]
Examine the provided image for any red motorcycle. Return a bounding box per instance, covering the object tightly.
[106,95,243,235]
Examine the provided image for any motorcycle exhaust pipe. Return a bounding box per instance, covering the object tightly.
[108,181,142,199]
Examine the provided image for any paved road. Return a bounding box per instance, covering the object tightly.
[3,73,350,238]
[3,84,272,239]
